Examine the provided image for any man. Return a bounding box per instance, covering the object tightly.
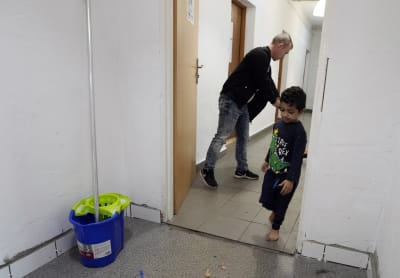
[200,31,293,189]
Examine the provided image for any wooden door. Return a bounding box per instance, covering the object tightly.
[173,0,199,213]
[229,1,246,75]
[227,1,246,142]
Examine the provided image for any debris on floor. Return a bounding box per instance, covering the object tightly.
[219,264,227,271]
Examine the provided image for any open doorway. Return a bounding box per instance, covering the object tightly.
[169,114,311,254]
[169,1,321,255]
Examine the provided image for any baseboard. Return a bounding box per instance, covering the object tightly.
[0,229,76,278]
[129,202,162,223]
[301,240,370,269]
[248,124,273,142]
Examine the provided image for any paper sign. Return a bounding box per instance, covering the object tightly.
[187,0,194,24]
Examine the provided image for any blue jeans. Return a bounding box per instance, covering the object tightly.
[204,94,249,171]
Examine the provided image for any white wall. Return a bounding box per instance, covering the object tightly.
[304,28,321,110]
[90,0,171,211]
[376,126,400,277]
[196,0,312,163]
[0,0,92,262]
[298,0,400,270]
[0,0,171,265]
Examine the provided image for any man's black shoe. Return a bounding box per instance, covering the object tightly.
[200,168,218,189]
[234,169,259,180]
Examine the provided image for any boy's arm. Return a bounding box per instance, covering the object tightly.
[286,128,307,184]
[261,149,270,172]
[264,122,275,163]
[265,148,270,163]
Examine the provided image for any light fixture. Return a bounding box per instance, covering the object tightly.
[313,0,326,17]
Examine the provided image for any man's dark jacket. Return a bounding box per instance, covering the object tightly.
[220,46,278,121]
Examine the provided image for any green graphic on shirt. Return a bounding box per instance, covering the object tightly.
[268,128,289,173]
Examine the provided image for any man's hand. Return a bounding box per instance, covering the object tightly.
[273,98,280,108]
[279,179,293,195]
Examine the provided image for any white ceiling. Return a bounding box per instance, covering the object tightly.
[290,0,324,28]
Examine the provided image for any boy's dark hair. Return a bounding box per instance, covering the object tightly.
[280,86,306,111]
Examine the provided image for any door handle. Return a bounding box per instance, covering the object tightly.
[195,58,204,84]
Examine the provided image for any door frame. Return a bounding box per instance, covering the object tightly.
[165,0,175,221]
[229,0,246,74]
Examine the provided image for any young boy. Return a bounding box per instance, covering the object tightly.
[259,86,307,241]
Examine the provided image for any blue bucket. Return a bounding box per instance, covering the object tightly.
[69,210,125,267]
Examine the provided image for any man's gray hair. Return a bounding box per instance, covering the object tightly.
[272,31,293,49]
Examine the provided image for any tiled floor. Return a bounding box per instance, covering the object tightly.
[168,113,311,254]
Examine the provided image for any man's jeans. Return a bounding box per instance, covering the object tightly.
[204,94,249,171]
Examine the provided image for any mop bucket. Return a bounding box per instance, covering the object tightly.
[69,193,130,267]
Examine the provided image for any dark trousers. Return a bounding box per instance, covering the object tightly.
[259,169,297,230]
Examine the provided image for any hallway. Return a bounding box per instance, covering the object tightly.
[24,112,367,277]
[169,113,311,254]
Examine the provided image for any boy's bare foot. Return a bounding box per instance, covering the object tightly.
[266,229,279,241]
[269,212,275,224]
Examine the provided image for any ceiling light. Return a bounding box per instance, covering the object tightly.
[313,0,326,17]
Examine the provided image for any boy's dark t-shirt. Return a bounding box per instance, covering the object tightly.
[266,119,307,184]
